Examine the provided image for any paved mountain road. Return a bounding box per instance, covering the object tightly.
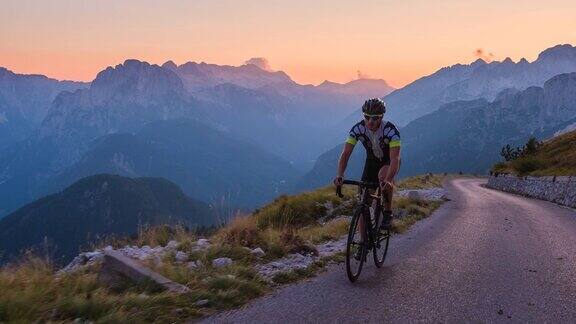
[204,178,576,323]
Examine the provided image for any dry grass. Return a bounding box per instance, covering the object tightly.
[0,252,269,323]
[493,131,576,176]
[0,255,205,322]
[97,224,198,251]
[253,185,356,229]
[396,174,446,190]
[212,215,318,261]
[0,173,447,322]
[213,216,264,248]
[298,218,350,244]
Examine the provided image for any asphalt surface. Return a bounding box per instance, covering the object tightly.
[204,178,576,323]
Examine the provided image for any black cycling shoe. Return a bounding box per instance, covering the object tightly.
[380,210,393,231]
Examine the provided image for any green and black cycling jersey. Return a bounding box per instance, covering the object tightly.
[346,120,401,165]
[346,120,401,182]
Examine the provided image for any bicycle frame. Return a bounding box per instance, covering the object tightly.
[358,186,381,251]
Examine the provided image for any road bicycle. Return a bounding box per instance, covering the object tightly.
[337,180,391,282]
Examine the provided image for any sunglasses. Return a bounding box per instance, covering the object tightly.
[363,114,383,121]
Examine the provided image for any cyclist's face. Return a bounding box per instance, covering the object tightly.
[364,115,382,130]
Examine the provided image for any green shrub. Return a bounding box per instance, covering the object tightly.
[491,162,509,174]
[511,157,546,175]
[495,131,576,176]
[263,241,287,260]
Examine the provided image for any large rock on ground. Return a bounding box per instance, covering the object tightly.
[97,250,190,293]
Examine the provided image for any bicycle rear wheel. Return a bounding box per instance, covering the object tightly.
[346,207,367,282]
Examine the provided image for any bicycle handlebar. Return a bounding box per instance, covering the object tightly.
[335,179,380,198]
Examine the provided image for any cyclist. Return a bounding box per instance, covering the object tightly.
[333,98,401,232]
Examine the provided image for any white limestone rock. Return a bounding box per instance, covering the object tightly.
[397,187,447,201]
[212,257,233,268]
[251,247,266,257]
[175,251,188,263]
[58,251,104,273]
[165,240,179,250]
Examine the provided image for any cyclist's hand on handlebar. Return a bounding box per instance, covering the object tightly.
[333,176,343,187]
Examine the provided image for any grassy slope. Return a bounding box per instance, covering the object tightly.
[493,131,576,176]
[0,174,447,323]
[396,173,445,190]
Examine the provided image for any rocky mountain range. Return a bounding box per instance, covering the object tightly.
[0,59,391,217]
[163,60,297,92]
[0,68,87,149]
[0,174,214,263]
[298,44,576,190]
[299,71,576,189]
[340,44,576,128]
[400,72,576,175]
[0,61,202,217]
[165,59,395,164]
[2,43,575,217]
[40,118,298,209]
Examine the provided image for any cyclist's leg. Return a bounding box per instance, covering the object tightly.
[378,164,395,229]
[378,164,397,206]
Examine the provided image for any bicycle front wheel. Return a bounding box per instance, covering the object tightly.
[373,226,391,268]
[346,207,367,282]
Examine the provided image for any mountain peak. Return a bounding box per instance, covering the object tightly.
[537,44,576,61]
[470,58,488,69]
[88,59,185,105]
[177,61,204,75]
[122,59,151,69]
[471,58,487,67]
[316,78,394,98]
[348,78,391,86]
[162,60,177,70]
[171,60,295,90]
[240,63,265,72]
[502,57,514,64]
[319,80,338,87]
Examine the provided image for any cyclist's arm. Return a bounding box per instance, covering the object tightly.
[337,143,355,178]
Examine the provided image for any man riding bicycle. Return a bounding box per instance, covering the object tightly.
[333,98,401,231]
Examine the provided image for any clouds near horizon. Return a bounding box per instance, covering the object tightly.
[245,57,273,71]
[1,0,575,87]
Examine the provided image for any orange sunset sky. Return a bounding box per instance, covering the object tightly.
[1,0,576,88]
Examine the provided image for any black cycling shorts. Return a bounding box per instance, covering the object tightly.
[361,158,389,183]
